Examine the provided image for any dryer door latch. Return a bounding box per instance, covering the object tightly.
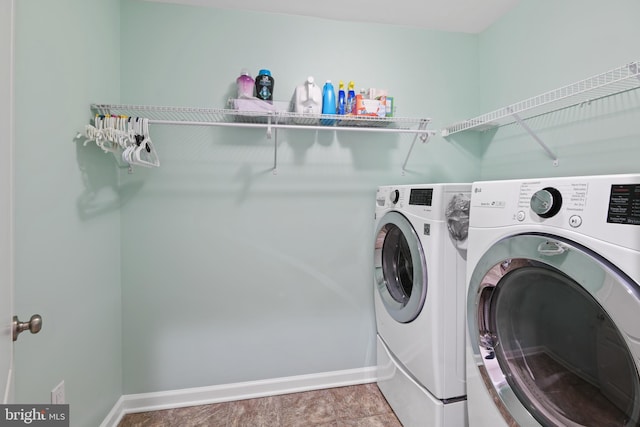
[537,240,567,256]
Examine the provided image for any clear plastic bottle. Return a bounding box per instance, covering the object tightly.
[236,69,255,99]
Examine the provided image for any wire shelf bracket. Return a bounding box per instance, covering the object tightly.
[402,119,432,174]
[510,109,559,167]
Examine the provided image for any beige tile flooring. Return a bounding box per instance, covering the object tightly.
[118,383,402,427]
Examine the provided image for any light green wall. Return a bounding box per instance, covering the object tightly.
[476,0,640,179]
[118,0,480,394]
[12,0,636,419]
[13,0,122,425]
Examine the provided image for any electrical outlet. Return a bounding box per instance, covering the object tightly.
[51,381,65,404]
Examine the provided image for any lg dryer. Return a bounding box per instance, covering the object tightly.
[466,174,640,427]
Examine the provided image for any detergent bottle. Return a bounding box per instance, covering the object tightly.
[255,69,275,101]
[346,81,356,115]
[321,80,337,125]
[337,81,346,115]
[236,69,255,99]
[293,76,322,115]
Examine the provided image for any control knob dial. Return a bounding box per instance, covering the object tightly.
[390,189,400,204]
[530,187,562,218]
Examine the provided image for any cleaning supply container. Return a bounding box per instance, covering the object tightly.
[347,81,356,115]
[293,76,322,115]
[337,81,346,115]
[236,69,255,98]
[255,69,275,101]
[321,80,336,125]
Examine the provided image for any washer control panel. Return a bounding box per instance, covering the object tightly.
[376,184,471,222]
[517,180,588,227]
[470,174,640,250]
[607,184,640,226]
[472,178,589,229]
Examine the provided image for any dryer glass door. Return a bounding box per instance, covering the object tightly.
[374,211,427,323]
[468,233,640,427]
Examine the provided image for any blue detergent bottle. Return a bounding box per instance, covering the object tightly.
[321,80,337,125]
[347,81,356,115]
[337,81,346,115]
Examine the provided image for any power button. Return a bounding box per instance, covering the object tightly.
[516,211,526,222]
[569,215,582,228]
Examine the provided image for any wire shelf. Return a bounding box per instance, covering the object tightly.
[91,104,432,134]
[89,103,434,173]
[441,61,640,136]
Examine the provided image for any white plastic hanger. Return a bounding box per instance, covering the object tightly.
[85,114,160,169]
[131,118,160,168]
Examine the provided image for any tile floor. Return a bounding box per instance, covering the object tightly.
[118,383,402,427]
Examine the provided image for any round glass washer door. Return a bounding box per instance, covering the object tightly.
[374,211,427,324]
[468,233,640,427]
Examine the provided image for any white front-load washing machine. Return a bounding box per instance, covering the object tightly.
[374,183,471,427]
[466,174,640,427]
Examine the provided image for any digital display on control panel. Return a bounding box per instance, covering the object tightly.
[409,188,433,206]
[607,184,640,225]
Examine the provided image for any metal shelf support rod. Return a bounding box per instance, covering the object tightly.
[266,115,273,139]
[510,110,559,167]
[401,120,431,173]
[273,127,279,174]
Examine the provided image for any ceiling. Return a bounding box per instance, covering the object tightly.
[143,0,520,34]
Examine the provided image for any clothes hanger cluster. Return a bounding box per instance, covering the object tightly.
[84,115,160,168]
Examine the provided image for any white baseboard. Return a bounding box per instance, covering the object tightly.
[100,366,378,427]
